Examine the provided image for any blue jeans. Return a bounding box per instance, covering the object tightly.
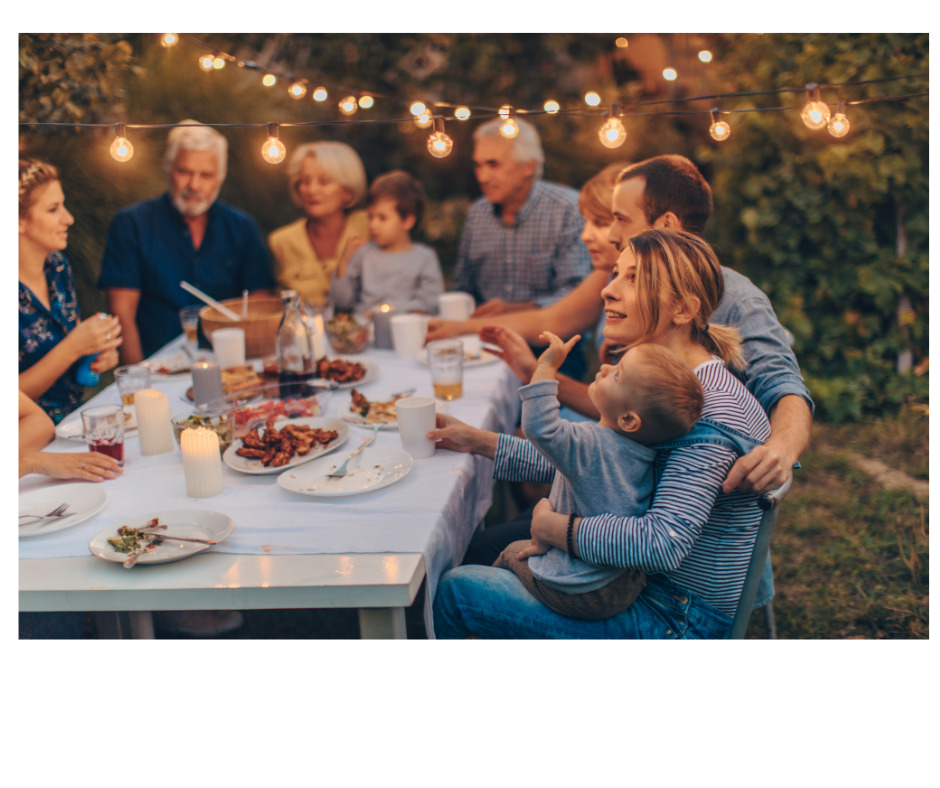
[433,567,732,639]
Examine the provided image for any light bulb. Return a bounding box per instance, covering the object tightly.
[161,34,178,48]
[698,50,712,63]
[499,116,519,138]
[359,95,374,109]
[801,83,830,130]
[338,96,358,115]
[262,137,287,164]
[312,86,328,102]
[427,131,454,158]
[584,91,601,107]
[212,57,225,70]
[828,112,850,138]
[543,99,560,115]
[615,37,629,48]
[454,106,471,120]
[262,73,277,87]
[198,54,215,72]
[598,117,627,148]
[410,101,427,117]
[414,112,433,129]
[663,67,677,81]
[109,125,134,162]
[288,81,307,99]
[709,120,731,141]
[498,105,512,118]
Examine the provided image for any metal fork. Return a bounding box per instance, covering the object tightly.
[19,503,71,526]
[326,425,381,479]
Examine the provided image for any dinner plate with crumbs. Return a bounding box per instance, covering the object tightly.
[20,483,108,539]
[277,445,413,497]
[145,350,214,376]
[222,416,349,475]
[89,509,234,566]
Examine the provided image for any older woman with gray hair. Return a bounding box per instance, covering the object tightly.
[99,119,274,362]
[268,141,369,309]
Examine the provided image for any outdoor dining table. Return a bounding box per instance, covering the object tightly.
[19,335,521,639]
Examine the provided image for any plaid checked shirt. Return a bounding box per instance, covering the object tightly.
[452,180,591,308]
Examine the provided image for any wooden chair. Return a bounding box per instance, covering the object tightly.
[727,473,793,639]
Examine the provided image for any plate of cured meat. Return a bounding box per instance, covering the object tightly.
[222,417,349,475]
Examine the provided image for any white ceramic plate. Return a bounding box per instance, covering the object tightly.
[222,417,349,475]
[145,350,214,376]
[315,358,378,389]
[55,411,138,441]
[89,509,234,566]
[418,349,500,368]
[277,445,413,497]
[19,483,108,539]
[342,416,398,431]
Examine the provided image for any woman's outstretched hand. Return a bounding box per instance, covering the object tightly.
[479,325,538,383]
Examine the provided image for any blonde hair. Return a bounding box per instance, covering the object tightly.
[19,158,59,216]
[627,229,744,370]
[627,344,704,443]
[578,162,629,226]
[287,141,367,211]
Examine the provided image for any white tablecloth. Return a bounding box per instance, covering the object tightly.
[19,337,522,635]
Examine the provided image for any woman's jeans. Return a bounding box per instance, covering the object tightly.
[433,566,732,639]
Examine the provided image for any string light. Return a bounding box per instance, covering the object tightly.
[198,54,215,72]
[598,105,627,149]
[212,56,226,70]
[160,34,178,48]
[708,107,731,141]
[663,68,678,81]
[584,91,601,107]
[498,105,511,118]
[262,74,277,87]
[454,105,471,120]
[312,86,328,102]
[109,123,134,163]
[261,123,286,164]
[615,37,629,48]
[828,99,850,138]
[288,81,307,99]
[801,82,831,130]
[498,107,519,138]
[543,99,560,114]
[359,95,374,110]
[427,116,454,158]
[338,96,358,116]
[410,101,427,117]
[414,112,433,129]
[698,50,712,63]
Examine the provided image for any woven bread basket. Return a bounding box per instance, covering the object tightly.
[199,297,282,359]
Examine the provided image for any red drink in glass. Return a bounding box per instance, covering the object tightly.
[89,438,124,465]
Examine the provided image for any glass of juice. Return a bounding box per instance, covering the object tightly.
[114,364,152,416]
[428,339,464,401]
[179,305,202,347]
[81,404,126,466]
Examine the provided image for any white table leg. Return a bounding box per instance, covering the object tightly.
[358,607,407,639]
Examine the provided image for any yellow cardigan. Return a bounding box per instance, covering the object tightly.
[268,210,369,307]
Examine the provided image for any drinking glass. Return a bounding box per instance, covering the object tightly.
[179,305,202,347]
[427,340,464,400]
[81,404,126,466]
[114,364,152,414]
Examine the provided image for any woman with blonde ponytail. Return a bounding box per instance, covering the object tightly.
[433,229,774,639]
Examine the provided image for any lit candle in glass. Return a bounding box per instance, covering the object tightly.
[192,361,224,406]
[134,389,175,456]
[181,427,224,497]
[372,303,395,349]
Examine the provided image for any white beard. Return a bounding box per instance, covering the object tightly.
[172,187,218,218]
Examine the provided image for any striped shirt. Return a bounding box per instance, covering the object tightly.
[494,358,771,616]
[452,180,592,308]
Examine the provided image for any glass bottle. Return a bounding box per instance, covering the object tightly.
[276,290,314,396]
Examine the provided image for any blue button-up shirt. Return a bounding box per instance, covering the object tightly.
[19,251,84,423]
[452,180,591,308]
[98,193,274,357]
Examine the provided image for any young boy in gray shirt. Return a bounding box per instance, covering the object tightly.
[494,332,704,620]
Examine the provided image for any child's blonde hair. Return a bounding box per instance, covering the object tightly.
[627,344,704,443]
[627,229,744,370]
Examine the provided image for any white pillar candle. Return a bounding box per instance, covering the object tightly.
[192,361,224,406]
[181,427,225,498]
[134,389,176,456]
[372,304,395,349]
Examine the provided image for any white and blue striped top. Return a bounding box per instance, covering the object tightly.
[493,358,771,616]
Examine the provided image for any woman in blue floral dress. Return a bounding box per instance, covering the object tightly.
[18,159,122,423]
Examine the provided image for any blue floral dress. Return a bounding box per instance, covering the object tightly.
[19,251,85,423]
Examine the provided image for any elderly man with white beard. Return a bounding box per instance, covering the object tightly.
[99,120,273,363]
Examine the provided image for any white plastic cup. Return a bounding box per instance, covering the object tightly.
[390,314,428,360]
[395,396,436,459]
[212,327,246,369]
[438,292,475,321]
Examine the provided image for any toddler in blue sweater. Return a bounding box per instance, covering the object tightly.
[494,331,704,620]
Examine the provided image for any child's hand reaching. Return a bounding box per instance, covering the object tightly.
[531,331,581,382]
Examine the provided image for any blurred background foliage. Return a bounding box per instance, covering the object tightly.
[19,32,928,422]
